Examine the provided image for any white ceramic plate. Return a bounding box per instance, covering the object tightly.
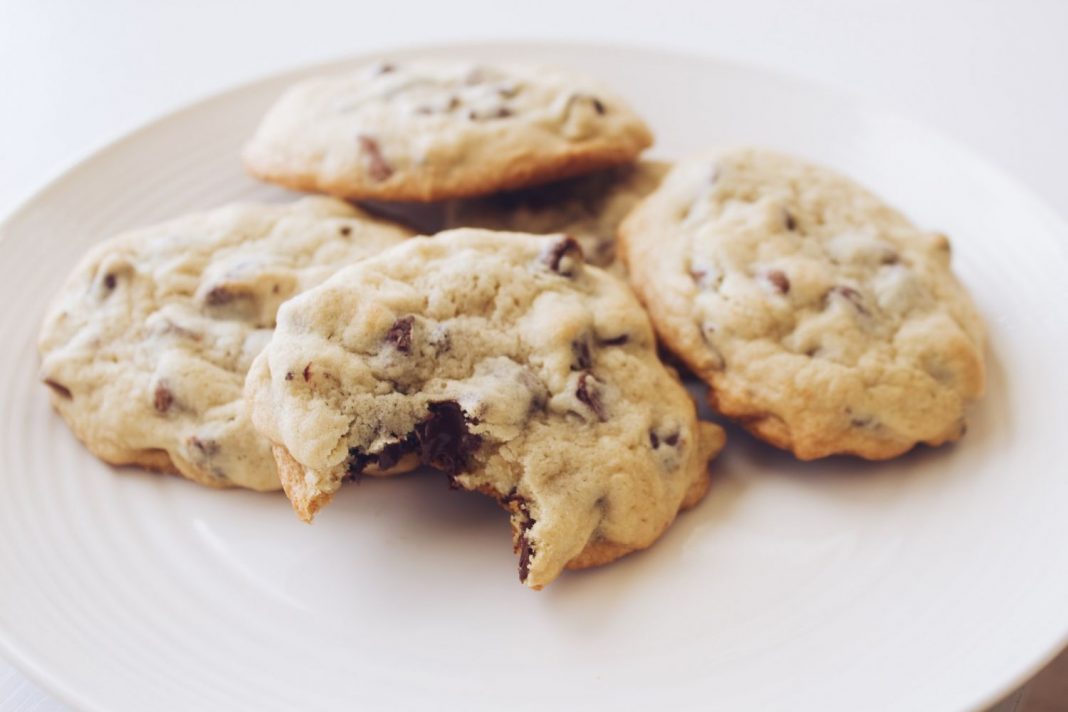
[2,42,1067,712]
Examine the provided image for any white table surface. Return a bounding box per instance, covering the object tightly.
[2,1,1066,710]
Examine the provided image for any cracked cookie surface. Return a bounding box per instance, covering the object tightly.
[243,60,653,202]
[620,148,985,460]
[246,229,724,587]
[38,198,411,490]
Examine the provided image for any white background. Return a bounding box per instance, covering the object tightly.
[1,1,1066,709]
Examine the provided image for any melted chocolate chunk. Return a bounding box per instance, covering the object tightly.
[571,336,592,371]
[348,433,420,477]
[153,382,173,413]
[346,449,374,481]
[103,274,117,290]
[303,363,312,382]
[541,236,583,276]
[600,334,629,347]
[664,432,680,447]
[376,435,417,471]
[44,379,72,399]
[576,372,606,421]
[346,402,482,481]
[414,401,483,476]
[649,430,660,448]
[766,269,790,294]
[357,135,393,181]
[385,316,414,353]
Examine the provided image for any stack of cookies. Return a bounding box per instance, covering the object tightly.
[38,59,986,589]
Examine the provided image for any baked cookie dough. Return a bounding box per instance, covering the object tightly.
[243,60,653,202]
[38,197,412,490]
[620,148,985,460]
[444,160,669,272]
[246,229,724,587]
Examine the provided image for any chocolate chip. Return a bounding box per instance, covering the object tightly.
[302,363,312,382]
[284,371,294,381]
[187,436,218,457]
[571,336,592,371]
[831,285,869,316]
[766,269,790,294]
[385,316,414,353]
[600,334,629,347]
[44,379,72,399]
[357,135,393,181]
[153,382,173,413]
[103,274,117,290]
[518,532,535,583]
[541,235,583,276]
[881,251,900,265]
[413,401,482,476]
[204,286,234,306]
[650,429,680,448]
[783,209,798,231]
[690,261,722,290]
[468,106,512,121]
[567,93,606,116]
[339,225,352,237]
[416,96,460,115]
[576,372,606,421]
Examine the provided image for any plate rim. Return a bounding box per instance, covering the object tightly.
[2,39,1067,712]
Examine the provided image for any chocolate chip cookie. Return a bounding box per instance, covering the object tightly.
[246,229,725,587]
[619,148,985,460]
[38,198,412,490]
[444,160,669,272]
[243,60,653,202]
